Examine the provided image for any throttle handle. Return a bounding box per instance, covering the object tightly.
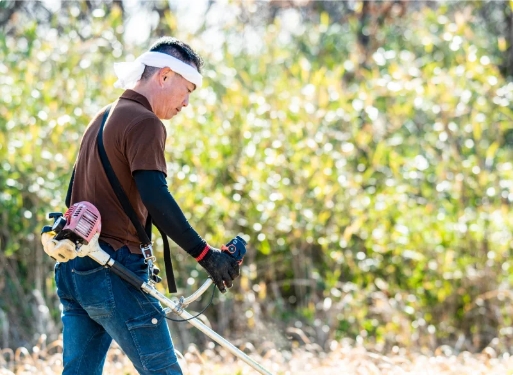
[221,235,247,264]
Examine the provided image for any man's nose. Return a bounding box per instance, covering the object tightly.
[182,95,190,107]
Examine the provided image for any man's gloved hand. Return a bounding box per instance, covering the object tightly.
[198,246,240,293]
[41,232,77,262]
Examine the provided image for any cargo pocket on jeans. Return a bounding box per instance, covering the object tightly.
[126,311,178,373]
[72,266,115,319]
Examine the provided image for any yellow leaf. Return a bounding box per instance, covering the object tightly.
[343,217,364,243]
[473,120,482,141]
[485,141,499,162]
[320,12,329,27]
[259,239,270,255]
[372,141,386,167]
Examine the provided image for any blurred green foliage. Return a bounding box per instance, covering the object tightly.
[1,2,513,353]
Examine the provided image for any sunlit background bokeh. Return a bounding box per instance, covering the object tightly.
[2,1,513,373]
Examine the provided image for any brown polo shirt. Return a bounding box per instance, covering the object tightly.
[70,90,167,254]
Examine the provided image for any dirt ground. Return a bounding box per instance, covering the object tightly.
[1,337,513,375]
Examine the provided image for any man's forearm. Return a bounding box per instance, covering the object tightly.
[133,170,206,257]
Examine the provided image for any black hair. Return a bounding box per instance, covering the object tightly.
[140,36,204,81]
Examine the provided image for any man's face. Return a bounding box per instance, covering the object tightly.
[155,67,196,120]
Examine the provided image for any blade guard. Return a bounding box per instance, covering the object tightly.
[63,202,102,245]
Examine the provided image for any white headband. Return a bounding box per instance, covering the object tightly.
[113,51,202,89]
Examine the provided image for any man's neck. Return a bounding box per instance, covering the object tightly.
[131,85,156,114]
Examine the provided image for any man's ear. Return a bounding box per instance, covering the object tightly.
[158,67,174,85]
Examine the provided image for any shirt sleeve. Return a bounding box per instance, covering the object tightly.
[124,117,167,176]
[133,169,207,257]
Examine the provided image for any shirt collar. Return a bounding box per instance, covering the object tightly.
[119,89,153,112]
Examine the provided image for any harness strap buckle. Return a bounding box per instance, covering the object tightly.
[140,243,161,284]
[140,243,156,263]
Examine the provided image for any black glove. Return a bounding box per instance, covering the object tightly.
[198,246,240,293]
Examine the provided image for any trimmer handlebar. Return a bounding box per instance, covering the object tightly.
[181,278,214,306]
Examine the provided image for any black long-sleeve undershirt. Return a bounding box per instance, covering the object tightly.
[133,169,206,258]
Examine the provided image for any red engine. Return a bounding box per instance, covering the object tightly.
[60,202,102,244]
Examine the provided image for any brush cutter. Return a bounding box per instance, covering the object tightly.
[41,201,274,375]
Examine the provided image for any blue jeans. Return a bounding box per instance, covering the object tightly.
[55,242,183,375]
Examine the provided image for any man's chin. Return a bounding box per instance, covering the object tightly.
[163,113,176,120]
[169,109,180,119]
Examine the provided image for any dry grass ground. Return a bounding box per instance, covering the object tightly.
[1,336,513,375]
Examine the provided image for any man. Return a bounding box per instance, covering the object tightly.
[55,37,240,375]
